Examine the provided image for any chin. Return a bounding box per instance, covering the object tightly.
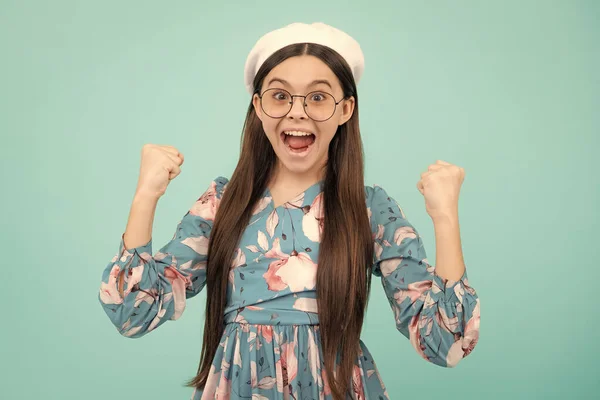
[275,154,315,173]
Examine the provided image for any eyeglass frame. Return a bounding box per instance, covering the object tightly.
[255,87,348,122]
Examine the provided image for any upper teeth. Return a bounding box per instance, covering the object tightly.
[284,131,312,136]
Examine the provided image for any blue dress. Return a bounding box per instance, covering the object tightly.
[98,176,480,399]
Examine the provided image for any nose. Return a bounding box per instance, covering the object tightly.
[287,96,308,119]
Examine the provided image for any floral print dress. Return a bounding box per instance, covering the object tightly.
[98,176,480,399]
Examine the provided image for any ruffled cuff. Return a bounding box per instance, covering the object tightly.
[117,232,153,263]
[432,268,470,303]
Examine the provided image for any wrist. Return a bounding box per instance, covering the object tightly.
[431,210,459,226]
[133,190,161,204]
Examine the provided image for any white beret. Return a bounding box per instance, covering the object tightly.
[243,22,365,95]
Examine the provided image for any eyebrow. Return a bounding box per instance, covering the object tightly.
[266,77,333,90]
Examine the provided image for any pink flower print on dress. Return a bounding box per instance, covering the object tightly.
[163,266,193,320]
[301,192,324,243]
[352,365,366,400]
[275,342,299,393]
[393,226,417,246]
[257,325,274,344]
[408,314,430,362]
[263,238,317,292]
[292,297,318,313]
[189,180,221,220]
[252,196,272,215]
[228,248,247,292]
[445,298,480,366]
[372,224,388,261]
[393,280,431,305]
[199,365,220,399]
[180,235,209,264]
[99,265,123,305]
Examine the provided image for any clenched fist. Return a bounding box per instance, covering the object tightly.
[416,160,464,220]
[134,144,184,199]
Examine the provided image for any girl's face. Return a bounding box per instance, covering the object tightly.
[252,55,355,178]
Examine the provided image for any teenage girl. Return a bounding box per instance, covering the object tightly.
[98,22,480,400]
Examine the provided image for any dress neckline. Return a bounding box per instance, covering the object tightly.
[264,180,324,210]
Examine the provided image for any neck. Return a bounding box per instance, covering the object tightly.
[269,160,325,190]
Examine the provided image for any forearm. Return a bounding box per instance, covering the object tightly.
[432,213,466,282]
[123,192,160,250]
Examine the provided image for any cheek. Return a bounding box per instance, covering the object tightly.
[262,121,279,142]
[319,123,339,145]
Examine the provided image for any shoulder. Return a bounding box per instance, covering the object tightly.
[197,175,230,201]
[364,183,401,212]
[211,176,230,198]
[364,184,388,206]
[364,183,408,229]
[187,175,230,221]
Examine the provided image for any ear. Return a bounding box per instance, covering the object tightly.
[252,93,264,121]
[338,96,355,126]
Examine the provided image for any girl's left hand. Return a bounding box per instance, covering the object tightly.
[417,160,465,220]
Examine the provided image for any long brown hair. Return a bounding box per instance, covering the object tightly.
[184,42,374,399]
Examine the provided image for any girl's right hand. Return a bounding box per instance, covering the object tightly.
[134,144,184,199]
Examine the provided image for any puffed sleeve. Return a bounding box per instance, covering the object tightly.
[98,176,229,338]
[366,184,480,367]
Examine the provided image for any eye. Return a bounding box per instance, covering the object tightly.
[272,91,290,101]
[310,92,325,102]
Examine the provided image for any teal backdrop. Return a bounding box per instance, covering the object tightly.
[1,1,598,399]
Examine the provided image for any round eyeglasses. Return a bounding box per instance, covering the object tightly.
[257,88,346,122]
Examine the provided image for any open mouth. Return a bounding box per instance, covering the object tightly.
[280,130,316,154]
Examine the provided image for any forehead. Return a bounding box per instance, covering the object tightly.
[264,55,340,91]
